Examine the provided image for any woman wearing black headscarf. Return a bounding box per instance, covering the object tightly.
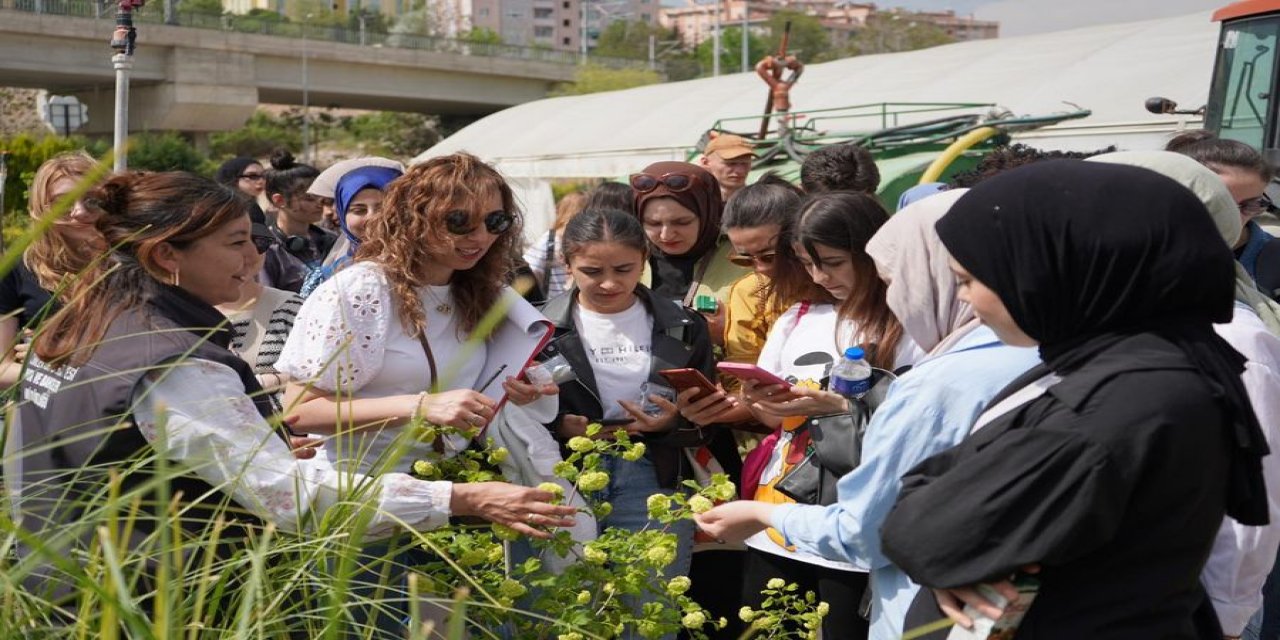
[880,160,1269,639]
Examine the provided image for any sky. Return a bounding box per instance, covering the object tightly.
[878,0,1224,36]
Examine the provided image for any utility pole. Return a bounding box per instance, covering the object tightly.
[711,0,720,76]
[302,13,312,164]
[0,151,8,254]
[740,0,748,73]
[110,0,144,172]
[648,33,655,71]
[580,0,588,64]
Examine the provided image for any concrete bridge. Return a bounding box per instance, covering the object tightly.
[0,3,606,135]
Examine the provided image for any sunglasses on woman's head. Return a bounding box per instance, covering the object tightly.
[728,251,778,268]
[444,209,515,236]
[630,172,700,194]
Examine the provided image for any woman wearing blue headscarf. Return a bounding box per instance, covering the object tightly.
[300,165,403,296]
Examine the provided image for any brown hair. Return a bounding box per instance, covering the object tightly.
[794,192,902,369]
[355,153,521,338]
[36,172,251,365]
[24,151,102,292]
[553,192,587,231]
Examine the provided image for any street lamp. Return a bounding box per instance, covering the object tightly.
[741,0,749,73]
[110,0,145,172]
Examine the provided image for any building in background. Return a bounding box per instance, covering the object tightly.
[661,1,996,52]
[471,0,656,49]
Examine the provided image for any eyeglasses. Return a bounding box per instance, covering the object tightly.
[239,173,265,181]
[728,251,778,268]
[630,172,702,194]
[444,209,515,236]
[1238,195,1275,216]
[251,235,276,255]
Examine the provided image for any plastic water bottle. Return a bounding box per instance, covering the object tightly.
[830,347,873,398]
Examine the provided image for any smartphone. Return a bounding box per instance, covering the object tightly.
[658,368,719,402]
[599,418,636,427]
[694,295,719,313]
[716,362,792,389]
[946,573,1040,640]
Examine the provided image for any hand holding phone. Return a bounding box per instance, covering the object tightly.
[658,368,719,403]
[716,363,792,389]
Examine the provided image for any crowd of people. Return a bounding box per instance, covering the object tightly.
[5,128,1280,640]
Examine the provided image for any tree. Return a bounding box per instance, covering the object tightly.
[763,10,831,63]
[694,25,767,75]
[843,13,955,57]
[209,111,302,160]
[178,0,224,15]
[550,65,662,96]
[127,133,207,173]
[461,27,503,45]
[346,112,442,158]
[594,20,670,60]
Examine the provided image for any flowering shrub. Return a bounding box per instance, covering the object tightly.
[403,420,817,638]
[738,578,831,639]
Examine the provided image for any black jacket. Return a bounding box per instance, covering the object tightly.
[537,286,719,488]
[884,332,1233,639]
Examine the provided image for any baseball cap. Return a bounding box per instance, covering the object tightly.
[704,134,757,160]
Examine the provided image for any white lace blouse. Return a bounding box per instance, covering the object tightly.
[276,262,485,474]
[132,358,453,537]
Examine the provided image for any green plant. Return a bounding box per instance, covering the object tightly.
[403,422,735,639]
[209,111,303,160]
[550,65,663,97]
[126,132,208,173]
[738,578,830,639]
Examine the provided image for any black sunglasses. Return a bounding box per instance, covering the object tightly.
[239,172,265,181]
[630,172,701,194]
[251,234,276,255]
[444,209,514,236]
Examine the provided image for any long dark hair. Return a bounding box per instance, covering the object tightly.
[36,172,251,365]
[794,191,901,369]
[561,208,649,264]
[722,177,829,316]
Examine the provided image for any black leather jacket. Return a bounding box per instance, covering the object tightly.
[536,285,719,488]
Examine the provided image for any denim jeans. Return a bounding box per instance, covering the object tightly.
[1245,546,1280,639]
[594,454,695,640]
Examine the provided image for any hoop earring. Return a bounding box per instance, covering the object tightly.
[170,267,180,287]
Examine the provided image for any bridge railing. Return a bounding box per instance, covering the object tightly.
[1,0,652,70]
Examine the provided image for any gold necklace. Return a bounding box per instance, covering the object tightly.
[426,287,451,315]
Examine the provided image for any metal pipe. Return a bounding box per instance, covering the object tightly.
[918,126,1000,183]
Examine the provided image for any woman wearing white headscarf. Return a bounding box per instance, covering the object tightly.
[1088,151,1280,639]
[696,189,1041,639]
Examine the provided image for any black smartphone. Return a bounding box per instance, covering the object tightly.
[599,418,636,427]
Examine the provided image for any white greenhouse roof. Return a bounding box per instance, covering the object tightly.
[417,10,1220,179]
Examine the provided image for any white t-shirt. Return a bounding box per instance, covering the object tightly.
[277,261,485,474]
[747,301,922,571]
[572,298,654,420]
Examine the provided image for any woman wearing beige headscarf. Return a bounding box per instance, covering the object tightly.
[1088,151,1280,639]
[696,189,1042,640]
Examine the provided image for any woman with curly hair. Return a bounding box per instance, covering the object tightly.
[0,151,103,386]
[278,152,557,475]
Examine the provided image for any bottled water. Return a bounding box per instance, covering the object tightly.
[830,347,873,398]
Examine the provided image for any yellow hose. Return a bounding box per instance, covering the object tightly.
[919,126,1001,184]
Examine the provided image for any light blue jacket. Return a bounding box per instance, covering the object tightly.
[771,325,1040,639]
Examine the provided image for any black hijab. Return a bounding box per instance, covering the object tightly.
[937,160,1269,525]
[215,157,259,187]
